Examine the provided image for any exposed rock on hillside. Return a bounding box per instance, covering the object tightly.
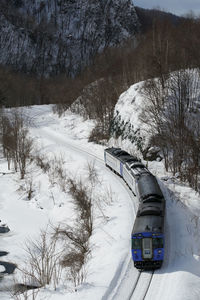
[0,0,140,76]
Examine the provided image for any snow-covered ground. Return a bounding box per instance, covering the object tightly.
[0,105,136,299]
[0,92,200,300]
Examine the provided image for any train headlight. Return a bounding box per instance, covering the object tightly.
[158,250,162,254]
[134,251,137,254]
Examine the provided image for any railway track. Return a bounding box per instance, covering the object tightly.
[30,117,155,300]
[128,270,154,300]
[127,271,141,300]
[108,258,154,300]
[53,135,155,300]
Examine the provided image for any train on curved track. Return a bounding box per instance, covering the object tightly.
[104,147,165,270]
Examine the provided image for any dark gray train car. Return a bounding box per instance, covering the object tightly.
[137,173,164,202]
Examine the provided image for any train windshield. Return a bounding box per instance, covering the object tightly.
[132,238,142,249]
[153,238,164,248]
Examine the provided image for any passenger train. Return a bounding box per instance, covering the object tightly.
[104,147,165,270]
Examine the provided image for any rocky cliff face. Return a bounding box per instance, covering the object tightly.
[0,0,140,77]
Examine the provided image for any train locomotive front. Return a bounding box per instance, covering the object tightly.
[131,214,164,269]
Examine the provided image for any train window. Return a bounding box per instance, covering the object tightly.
[153,238,163,248]
[143,238,151,248]
[132,238,142,249]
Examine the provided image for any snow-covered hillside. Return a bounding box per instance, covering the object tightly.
[0,0,140,76]
[0,106,135,299]
[110,82,147,156]
[1,82,200,299]
[111,69,200,164]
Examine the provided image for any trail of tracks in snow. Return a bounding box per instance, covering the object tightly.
[39,128,156,300]
[29,111,154,300]
[31,126,140,299]
[108,257,154,300]
[129,271,154,300]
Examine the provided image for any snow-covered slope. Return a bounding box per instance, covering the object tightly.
[0,106,136,299]
[110,69,200,161]
[0,0,140,76]
[110,81,149,157]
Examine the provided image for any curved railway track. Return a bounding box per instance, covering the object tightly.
[29,112,155,300]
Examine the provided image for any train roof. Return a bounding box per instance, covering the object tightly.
[137,202,164,217]
[125,159,141,168]
[105,147,129,157]
[132,215,164,235]
[125,157,139,163]
[118,155,133,163]
[105,148,139,161]
[137,174,164,200]
[127,161,144,168]
[142,196,164,203]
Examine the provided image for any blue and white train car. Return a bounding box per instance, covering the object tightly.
[104,148,132,176]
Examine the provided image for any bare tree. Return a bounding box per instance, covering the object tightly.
[53,174,95,289]
[68,177,93,236]
[140,68,200,191]
[54,223,89,289]
[0,110,33,178]
[20,228,64,288]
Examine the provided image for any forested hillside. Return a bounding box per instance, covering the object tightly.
[0,0,140,76]
[1,9,200,192]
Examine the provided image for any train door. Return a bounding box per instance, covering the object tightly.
[142,238,153,259]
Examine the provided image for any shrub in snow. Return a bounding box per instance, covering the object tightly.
[19,227,64,289]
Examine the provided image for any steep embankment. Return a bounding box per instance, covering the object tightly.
[0,0,140,76]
